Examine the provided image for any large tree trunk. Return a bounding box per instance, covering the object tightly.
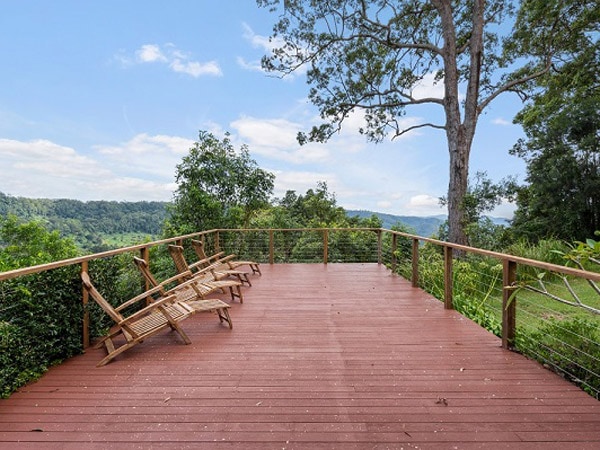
[446,125,470,246]
[436,0,483,246]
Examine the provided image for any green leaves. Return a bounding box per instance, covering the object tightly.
[170,131,275,232]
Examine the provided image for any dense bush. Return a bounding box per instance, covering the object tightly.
[518,318,600,397]
[0,266,82,398]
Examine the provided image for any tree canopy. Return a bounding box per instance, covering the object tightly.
[168,131,275,233]
[257,0,597,245]
[510,103,600,241]
[509,2,600,241]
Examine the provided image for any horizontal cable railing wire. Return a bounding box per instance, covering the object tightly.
[1,227,599,399]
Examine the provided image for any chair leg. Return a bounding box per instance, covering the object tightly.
[229,285,243,303]
[96,340,138,367]
[217,308,233,329]
[158,306,192,345]
[236,273,251,287]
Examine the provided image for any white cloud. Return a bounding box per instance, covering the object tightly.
[123,43,222,77]
[236,56,263,73]
[94,133,194,179]
[492,117,511,126]
[241,22,281,52]
[271,170,337,198]
[230,116,331,164]
[136,44,168,63]
[376,200,393,209]
[170,59,222,77]
[0,137,183,201]
[404,194,444,215]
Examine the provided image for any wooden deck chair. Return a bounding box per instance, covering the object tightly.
[167,244,244,303]
[185,241,252,287]
[132,257,233,329]
[191,239,260,282]
[81,272,194,367]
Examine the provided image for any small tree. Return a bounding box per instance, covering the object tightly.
[168,131,275,233]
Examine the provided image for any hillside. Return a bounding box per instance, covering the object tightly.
[347,210,444,237]
[0,192,168,252]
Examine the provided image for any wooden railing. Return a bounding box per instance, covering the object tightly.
[2,227,599,353]
[386,231,600,348]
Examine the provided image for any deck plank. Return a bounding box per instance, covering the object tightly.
[1,263,598,449]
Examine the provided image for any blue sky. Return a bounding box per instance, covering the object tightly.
[0,1,526,218]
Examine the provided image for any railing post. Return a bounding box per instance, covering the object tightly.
[444,246,453,310]
[411,238,419,288]
[323,229,329,264]
[215,231,221,252]
[391,233,398,273]
[81,261,90,349]
[140,246,150,294]
[376,229,382,265]
[269,229,274,264]
[502,259,517,349]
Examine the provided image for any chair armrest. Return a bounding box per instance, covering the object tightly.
[116,284,170,312]
[163,276,208,294]
[120,294,178,323]
[159,270,194,286]
[205,251,225,262]
[189,257,213,270]
[215,254,237,264]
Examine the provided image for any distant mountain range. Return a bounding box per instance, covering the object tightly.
[347,210,510,237]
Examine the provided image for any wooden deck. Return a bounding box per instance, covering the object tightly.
[1,263,598,449]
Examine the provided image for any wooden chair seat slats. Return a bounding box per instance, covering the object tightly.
[81,272,194,367]
[166,246,245,303]
[191,239,261,275]
[132,257,235,326]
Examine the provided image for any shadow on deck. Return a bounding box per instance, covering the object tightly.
[1,263,598,449]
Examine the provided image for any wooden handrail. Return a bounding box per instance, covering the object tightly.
[2,226,600,354]
[386,230,600,282]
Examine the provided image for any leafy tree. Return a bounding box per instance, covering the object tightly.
[0,215,79,270]
[277,181,347,227]
[257,0,596,245]
[438,171,516,249]
[510,11,600,241]
[168,131,275,233]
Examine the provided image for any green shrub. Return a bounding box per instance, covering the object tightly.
[518,317,600,397]
[0,266,82,398]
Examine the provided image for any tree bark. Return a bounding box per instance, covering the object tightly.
[447,127,470,246]
[435,0,484,246]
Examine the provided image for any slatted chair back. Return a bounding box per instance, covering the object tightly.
[81,271,194,366]
[81,272,124,324]
[133,257,167,294]
[191,239,209,262]
[167,244,245,302]
[191,238,261,276]
[132,256,234,328]
[168,244,192,277]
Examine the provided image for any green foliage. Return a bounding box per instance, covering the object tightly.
[510,1,600,242]
[258,0,590,246]
[0,216,82,397]
[561,233,600,272]
[168,130,275,233]
[454,293,502,337]
[276,182,347,227]
[0,192,168,252]
[519,317,600,397]
[0,215,80,270]
[505,238,571,280]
